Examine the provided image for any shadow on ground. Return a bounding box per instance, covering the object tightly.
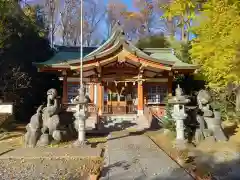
[98,117,137,132]
[100,117,240,180]
[101,152,240,180]
[223,123,238,137]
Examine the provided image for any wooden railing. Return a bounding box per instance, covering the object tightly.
[143,105,153,127]
[149,105,197,123]
[62,103,98,113]
[150,106,166,122]
[87,103,98,114]
[103,104,136,114]
[62,103,100,129]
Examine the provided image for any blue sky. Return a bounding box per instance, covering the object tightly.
[26,0,195,43]
[28,0,133,8]
[120,0,134,9]
[25,0,135,44]
[103,0,132,8]
[103,0,135,11]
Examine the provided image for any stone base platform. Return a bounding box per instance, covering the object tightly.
[0,147,102,160]
[0,147,102,179]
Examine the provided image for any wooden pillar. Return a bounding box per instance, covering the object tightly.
[94,84,98,105]
[168,72,173,97]
[137,81,144,115]
[89,83,94,103]
[62,74,68,104]
[97,83,103,115]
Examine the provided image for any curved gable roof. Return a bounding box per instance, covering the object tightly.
[34,23,198,71]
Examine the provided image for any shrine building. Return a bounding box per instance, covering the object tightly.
[34,24,198,116]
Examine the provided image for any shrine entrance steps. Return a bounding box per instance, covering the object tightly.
[97,114,150,133]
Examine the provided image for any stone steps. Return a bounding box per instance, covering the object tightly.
[102,115,137,128]
[97,114,150,131]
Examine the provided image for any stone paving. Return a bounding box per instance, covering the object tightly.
[101,133,193,180]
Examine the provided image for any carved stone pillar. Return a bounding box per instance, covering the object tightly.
[173,105,186,140]
[137,81,144,115]
[172,104,188,149]
[73,87,88,146]
[76,107,86,144]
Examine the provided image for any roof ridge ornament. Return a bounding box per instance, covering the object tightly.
[112,21,125,35]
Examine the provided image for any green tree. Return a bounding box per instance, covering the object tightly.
[160,0,203,41]
[168,38,192,63]
[135,33,192,63]
[0,1,60,121]
[22,4,46,37]
[135,33,170,48]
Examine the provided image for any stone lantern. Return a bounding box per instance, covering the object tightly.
[168,85,190,149]
[72,87,89,146]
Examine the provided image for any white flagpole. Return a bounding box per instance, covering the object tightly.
[80,0,83,87]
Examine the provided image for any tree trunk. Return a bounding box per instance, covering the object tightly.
[236,88,240,111]
[180,16,185,42]
[50,11,54,48]
[51,24,54,48]
[167,17,175,38]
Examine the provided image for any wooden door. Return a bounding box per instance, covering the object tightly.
[107,92,126,114]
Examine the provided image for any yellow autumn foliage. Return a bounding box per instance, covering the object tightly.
[191,0,240,92]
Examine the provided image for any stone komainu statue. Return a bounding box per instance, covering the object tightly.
[24,89,62,147]
[41,89,60,136]
[195,89,227,143]
[24,105,43,147]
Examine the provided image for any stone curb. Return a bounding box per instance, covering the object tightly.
[0,156,99,160]
[0,148,14,156]
[99,137,110,180]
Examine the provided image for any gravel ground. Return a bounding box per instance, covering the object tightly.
[0,158,90,180]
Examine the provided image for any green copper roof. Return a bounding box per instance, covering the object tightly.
[34,23,198,71]
[34,46,97,66]
[143,48,198,69]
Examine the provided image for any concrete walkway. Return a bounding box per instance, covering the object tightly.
[101,133,193,180]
